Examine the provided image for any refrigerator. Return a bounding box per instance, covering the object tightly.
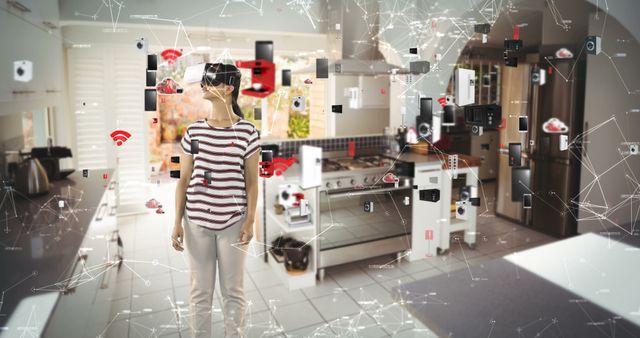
[530,55,585,237]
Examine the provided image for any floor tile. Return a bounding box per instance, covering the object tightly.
[245,310,285,337]
[245,290,269,313]
[132,272,173,295]
[397,258,435,275]
[347,283,395,308]
[286,322,335,337]
[408,268,444,281]
[309,292,361,321]
[128,309,178,337]
[248,268,284,289]
[258,284,307,307]
[379,275,416,292]
[271,301,324,332]
[301,276,342,299]
[130,290,175,315]
[327,313,390,338]
[329,267,377,290]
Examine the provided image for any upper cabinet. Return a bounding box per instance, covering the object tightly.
[0,1,65,111]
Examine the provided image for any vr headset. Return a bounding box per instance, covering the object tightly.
[183,63,239,87]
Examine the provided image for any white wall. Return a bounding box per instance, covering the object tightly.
[0,1,69,151]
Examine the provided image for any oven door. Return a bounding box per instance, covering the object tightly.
[318,186,412,252]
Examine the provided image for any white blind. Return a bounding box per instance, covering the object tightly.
[68,48,148,212]
[112,53,147,208]
[69,51,109,169]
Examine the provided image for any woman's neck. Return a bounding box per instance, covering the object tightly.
[206,98,236,122]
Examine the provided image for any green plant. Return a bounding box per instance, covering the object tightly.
[287,113,309,139]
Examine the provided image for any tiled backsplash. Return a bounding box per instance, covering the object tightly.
[266,135,387,158]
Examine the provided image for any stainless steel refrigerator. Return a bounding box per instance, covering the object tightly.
[530,55,585,237]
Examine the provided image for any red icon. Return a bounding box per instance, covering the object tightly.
[152,117,158,124]
[304,78,313,85]
[425,230,433,240]
[348,140,356,157]
[235,60,275,98]
[160,49,182,64]
[380,88,386,95]
[102,173,108,180]
[259,161,274,178]
[110,130,131,146]
[437,97,447,107]
[542,118,569,134]
[273,157,296,176]
[260,156,297,178]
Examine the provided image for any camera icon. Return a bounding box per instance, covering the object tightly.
[292,96,306,112]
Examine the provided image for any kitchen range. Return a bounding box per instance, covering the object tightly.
[316,154,413,279]
[261,143,481,288]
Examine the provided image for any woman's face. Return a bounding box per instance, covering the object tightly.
[201,82,234,102]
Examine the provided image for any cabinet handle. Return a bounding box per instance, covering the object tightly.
[95,203,107,221]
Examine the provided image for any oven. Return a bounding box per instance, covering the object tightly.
[316,178,412,278]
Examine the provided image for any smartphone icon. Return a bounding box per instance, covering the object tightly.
[523,193,532,208]
[190,139,199,154]
[260,150,274,178]
[508,143,521,167]
[518,116,528,132]
[282,69,291,86]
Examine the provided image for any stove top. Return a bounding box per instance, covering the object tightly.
[320,155,408,191]
[322,155,396,173]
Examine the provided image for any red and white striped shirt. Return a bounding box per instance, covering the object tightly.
[181,119,260,230]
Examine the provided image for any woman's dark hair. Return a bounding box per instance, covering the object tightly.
[201,63,243,118]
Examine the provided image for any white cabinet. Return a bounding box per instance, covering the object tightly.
[0,2,64,108]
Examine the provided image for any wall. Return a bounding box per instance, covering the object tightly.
[0,1,69,152]
[59,0,327,34]
[578,12,640,233]
[332,75,389,137]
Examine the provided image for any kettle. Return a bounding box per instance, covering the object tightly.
[15,157,50,196]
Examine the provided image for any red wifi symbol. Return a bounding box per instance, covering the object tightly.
[161,49,182,64]
[437,97,447,107]
[110,130,131,146]
[273,157,296,176]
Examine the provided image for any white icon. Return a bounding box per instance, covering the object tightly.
[14,60,33,82]
[559,135,569,151]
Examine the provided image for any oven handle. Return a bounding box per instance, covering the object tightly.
[326,186,411,199]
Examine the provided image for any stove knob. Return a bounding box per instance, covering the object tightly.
[371,176,377,182]
[336,180,342,187]
[326,182,332,189]
[350,179,356,185]
[363,177,369,183]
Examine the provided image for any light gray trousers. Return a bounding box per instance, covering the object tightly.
[183,215,247,338]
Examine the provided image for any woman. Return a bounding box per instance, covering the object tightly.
[171,63,260,338]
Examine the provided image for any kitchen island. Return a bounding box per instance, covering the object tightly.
[260,148,481,288]
[0,169,117,337]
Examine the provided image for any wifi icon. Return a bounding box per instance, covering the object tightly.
[161,49,182,65]
[110,130,131,146]
[273,157,296,176]
[437,97,447,106]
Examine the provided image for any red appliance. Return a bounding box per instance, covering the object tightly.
[235,60,275,98]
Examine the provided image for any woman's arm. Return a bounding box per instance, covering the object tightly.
[172,152,193,251]
[239,151,259,243]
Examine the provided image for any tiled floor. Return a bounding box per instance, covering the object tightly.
[101,181,555,337]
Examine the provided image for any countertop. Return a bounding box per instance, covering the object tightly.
[393,232,640,337]
[0,169,113,330]
[397,152,482,169]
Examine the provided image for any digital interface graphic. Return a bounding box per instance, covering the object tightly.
[1,0,639,337]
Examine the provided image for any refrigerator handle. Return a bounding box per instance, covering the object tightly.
[583,121,588,154]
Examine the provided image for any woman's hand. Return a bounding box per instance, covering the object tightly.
[171,224,184,251]
[238,219,254,245]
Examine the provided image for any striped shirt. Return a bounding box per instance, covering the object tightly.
[181,119,260,230]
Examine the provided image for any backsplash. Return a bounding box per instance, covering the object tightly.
[266,135,388,158]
